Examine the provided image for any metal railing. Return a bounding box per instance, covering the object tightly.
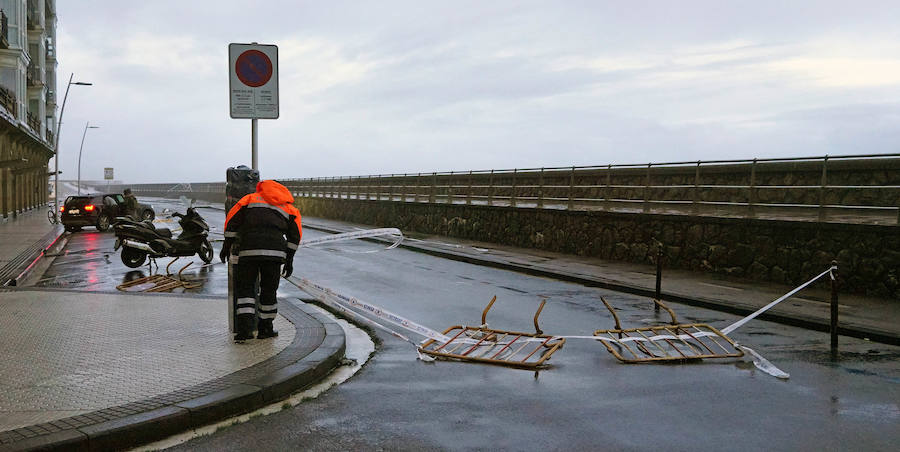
[0,10,8,49]
[25,111,40,132]
[26,64,41,87]
[121,153,900,226]
[278,154,900,225]
[0,85,15,114]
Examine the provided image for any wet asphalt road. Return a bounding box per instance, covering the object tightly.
[36,198,900,451]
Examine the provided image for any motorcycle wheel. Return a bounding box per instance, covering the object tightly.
[198,239,213,263]
[121,247,147,268]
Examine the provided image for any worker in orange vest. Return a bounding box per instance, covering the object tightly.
[221,180,302,342]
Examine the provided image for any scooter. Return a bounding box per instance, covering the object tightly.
[113,207,214,268]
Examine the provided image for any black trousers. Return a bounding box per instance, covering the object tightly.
[235,259,282,325]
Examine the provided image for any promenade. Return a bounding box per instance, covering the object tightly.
[1,204,898,450]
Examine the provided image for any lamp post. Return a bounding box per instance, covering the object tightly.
[76,122,99,195]
[53,73,92,221]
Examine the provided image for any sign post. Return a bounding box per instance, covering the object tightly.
[228,42,279,171]
[104,167,113,188]
[227,42,278,334]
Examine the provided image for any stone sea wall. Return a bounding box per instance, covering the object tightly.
[296,197,900,299]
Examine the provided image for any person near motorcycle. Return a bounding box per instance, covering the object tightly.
[123,188,139,219]
[221,180,302,342]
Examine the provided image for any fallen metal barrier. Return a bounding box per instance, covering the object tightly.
[116,258,202,292]
[419,297,566,369]
[593,298,743,363]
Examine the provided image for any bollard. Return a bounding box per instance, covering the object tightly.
[654,242,663,312]
[830,260,839,354]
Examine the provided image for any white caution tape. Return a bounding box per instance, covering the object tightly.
[285,276,439,361]
[299,228,403,251]
[721,266,835,335]
[737,344,790,379]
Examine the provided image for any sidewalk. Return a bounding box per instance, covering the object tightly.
[303,217,900,346]
[0,217,345,451]
[0,206,62,286]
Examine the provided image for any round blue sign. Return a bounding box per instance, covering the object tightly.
[235,50,273,88]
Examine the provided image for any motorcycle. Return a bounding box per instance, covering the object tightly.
[113,207,214,268]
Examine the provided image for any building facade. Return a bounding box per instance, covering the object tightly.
[0,0,56,218]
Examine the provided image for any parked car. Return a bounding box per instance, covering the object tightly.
[136,201,155,221]
[60,193,155,232]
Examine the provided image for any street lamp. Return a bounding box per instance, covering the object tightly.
[76,122,100,195]
[53,73,92,221]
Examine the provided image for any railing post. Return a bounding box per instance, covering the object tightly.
[567,166,575,210]
[748,158,757,217]
[448,171,454,204]
[692,161,701,215]
[466,170,473,205]
[643,163,651,213]
[488,170,495,206]
[830,260,839,355]
[537,168,545,208]
[510,168,518,207]
[604,164,612,211]
[429,172,437,203]
[388,174,393,202]
[819,155,829,222]
[416,173,422,203]
[655,241,663,312]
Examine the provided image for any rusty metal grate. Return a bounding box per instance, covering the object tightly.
[592,297,743,363]
[419,296,565,369]
[116,258,201,293]
[593,323,743,363]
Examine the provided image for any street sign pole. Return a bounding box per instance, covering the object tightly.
[228,42,278,334]
[252,119,258,170]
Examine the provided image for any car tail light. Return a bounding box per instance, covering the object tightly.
[84,204,96,212]
[60,206,65,212]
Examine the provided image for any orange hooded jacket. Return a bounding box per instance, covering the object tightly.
[224,180,302,261]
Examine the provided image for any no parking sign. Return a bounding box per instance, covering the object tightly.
[228,43,279,119]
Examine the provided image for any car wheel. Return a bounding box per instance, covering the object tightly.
[142,209,155,221]
[65,225,81,232]
[198,239,213,263]
[121,247,147,268]
[97,214,111,231]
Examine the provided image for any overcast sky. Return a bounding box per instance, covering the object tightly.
[54,1,900,183]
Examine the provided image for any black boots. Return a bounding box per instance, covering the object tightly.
[257,319,279,339]
[234,315,255,342]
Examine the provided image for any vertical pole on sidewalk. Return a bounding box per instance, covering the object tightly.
[251,119,258,171]
[830,260,839,356]
[655,242,662,312]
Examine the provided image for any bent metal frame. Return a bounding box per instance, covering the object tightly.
[419,296,565,369]
[593,297,743,363]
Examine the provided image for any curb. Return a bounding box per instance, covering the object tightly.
[0,225,64,287]
[0,300,345,452]
[303,222,900,346]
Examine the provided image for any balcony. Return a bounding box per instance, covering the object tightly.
[26,110,40,132]
[0,10,8,49]
[27,64,42,87]
[0,85,15,115]
[27,0,41,31]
